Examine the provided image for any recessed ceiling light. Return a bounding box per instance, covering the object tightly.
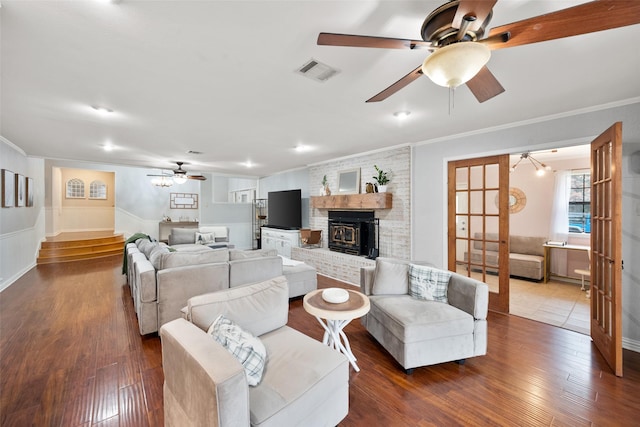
[295,144,313,153]
[242,161,254,168]
[393,111,411,120]
[91,105,114,115]
[103,144,114,152]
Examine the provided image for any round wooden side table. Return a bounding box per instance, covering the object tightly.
[303,288,370,372]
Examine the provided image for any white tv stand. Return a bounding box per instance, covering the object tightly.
[261,227,301,258]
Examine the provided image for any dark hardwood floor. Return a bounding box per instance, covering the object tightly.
[2,256,639,426]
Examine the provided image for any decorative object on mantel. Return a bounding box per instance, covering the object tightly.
[320,175,331,196]
[372,165,390,192]
[365,182,375,193]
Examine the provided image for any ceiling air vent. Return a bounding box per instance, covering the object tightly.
[186,150,203,155]
[295,59,339,82]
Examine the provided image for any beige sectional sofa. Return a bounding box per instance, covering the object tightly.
[161,276,349,427]
[126,238,317,335]
[360,258,489,373]
[464,233,547,281]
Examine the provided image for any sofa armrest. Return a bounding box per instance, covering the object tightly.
[447,273,489,320]
[157,262,230,329]
[360,266,375,296]
[187,276,289,337]
[160,318,250,426]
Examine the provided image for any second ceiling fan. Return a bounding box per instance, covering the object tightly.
[317,0,640,103]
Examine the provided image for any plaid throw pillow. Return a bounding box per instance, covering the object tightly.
[208,314,266,386]
[409,264,451,303]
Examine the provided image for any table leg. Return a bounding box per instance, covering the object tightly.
[315,316,360,372]
[544,246,550,283]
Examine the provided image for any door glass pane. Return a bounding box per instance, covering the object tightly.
[455,215,468,238]
[469,215,483,240]
[456,191,468,214]
[456,167,468,185]
[469,166,484,190]
[485,164,499,188]
[486,190,499,215]
[470,191,483,214]
[486,216,499,235]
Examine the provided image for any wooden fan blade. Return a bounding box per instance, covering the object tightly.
[187,175,207,181]
[466,66,505,103]
[477,31,511,49]
[487,0,640,50]
[453,0,497,32]
[318,33,433,50]
[366,65,424,103]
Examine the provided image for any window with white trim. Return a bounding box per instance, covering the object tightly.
[66,178,85,199]
[569,170,590,234]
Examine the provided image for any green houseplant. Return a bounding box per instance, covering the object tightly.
[373,165,390,192]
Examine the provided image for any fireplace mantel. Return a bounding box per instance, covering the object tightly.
[310,193,392,210]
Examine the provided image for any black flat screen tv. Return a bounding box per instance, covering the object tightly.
[267,189,302,230]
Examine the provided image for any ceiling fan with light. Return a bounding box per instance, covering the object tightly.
[147,161,207,187]
[317,0,640,103]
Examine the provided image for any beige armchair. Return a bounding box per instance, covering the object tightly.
[160,276,349,426]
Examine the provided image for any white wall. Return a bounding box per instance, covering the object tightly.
[412,101,640,351]
[0,138,46,291]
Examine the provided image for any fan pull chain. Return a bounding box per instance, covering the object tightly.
[448,86,456,115]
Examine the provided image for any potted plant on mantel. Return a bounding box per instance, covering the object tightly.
[373,165,390,192]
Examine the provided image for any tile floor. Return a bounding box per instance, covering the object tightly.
[458,267,591,335]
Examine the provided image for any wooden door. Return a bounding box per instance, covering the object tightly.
[448,155,510,313]
[591,122,623,377]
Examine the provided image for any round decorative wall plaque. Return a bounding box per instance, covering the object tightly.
[495,187,526,214]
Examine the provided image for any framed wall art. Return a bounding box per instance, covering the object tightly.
[16,174,26,207]
[2,169,15,208]
[170,192,198,209]
[26,177,34,207]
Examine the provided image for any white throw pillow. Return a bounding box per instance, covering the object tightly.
[207,314,266,386]
[409,264,451,303]
[195,232,216,245]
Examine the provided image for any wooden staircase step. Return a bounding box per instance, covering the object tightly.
[41,234,125,249]
[37,233,126,265]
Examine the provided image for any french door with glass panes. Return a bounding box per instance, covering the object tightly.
[448,155,510,313]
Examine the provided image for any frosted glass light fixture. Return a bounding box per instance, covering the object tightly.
[172,175,188,184]
[421,42,490,88]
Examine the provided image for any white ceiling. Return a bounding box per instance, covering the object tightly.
[2,0,639,177]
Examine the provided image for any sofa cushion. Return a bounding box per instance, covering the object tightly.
[372,258,409,295]
[368,295,474,343]
[208,314,266,387]
[138,239,159,258]
[149,245,171,270]
[157,247,228,270]
[170,228,197,245]
[409,265,450,303]
[249,326,348,426]
[229,248,278,260]
[188,276,289,337]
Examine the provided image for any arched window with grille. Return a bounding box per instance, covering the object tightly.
[66,178,85,199]
[89,180,107,199]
